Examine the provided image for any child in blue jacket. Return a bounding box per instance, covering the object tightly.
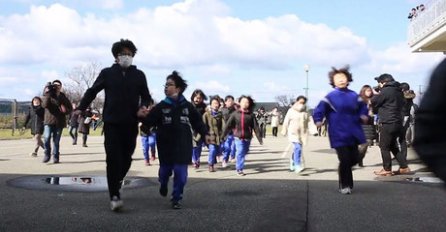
[313,66,368,195]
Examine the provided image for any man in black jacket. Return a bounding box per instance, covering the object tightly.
[371,74,409,176]
[77,39,153,211]
[414,58,446,184]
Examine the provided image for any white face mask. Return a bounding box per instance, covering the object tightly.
[295,103,305,111]
[117,55,133,68]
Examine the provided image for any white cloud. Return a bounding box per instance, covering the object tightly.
[0,0,371,69]
[194,80,230,94]
[262,81,293,92]
[99,0,123,10]
[0,0,441,102]
[366,42,443,74]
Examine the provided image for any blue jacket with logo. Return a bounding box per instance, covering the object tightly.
[313,88,368,148]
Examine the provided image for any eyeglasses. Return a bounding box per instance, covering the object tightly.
[164,83,175,88]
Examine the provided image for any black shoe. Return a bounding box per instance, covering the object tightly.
[42,156,50,163]
[172,201,182,210]
[53,158,59,164]
[82,144,88,147]
[159,185,168,197]
[72,142,77,145]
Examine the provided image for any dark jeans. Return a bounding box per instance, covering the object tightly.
[335,146,359,189]
[69,125,78,144]
[43,125,63,160]
[103,123,138,199]
[379,123,408,171]
[272,127,278,137]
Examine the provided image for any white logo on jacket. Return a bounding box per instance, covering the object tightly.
[162,116,172,124]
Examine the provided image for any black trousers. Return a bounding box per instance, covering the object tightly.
[272,127,278,137]
[259,123,267,138]
[335,146,359,189]
[379,123,408,171]
[103,123,138,199]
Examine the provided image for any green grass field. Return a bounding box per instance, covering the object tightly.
[0,127,104,140]
[0,125,281,140]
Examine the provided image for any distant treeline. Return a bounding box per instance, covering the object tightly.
[0,100,31,115]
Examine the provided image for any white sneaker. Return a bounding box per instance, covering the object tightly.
[339,187,351,195]
[110,196,123,211]
[294,166,304,173]
[222,160,227,168]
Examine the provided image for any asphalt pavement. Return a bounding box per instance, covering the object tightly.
[0,133,445,232]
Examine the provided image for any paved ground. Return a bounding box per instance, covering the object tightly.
[0,133,445,232]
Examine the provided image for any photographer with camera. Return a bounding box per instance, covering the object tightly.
[41,80,73,163]
[371,74,409,176]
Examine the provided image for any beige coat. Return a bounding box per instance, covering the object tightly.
[281,103,309,145]
[270,110,281,127]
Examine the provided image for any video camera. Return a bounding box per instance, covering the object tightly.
[45,82,58,94]
[373,85,381,93]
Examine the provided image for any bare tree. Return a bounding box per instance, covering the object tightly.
[275,94,295,107]
[64,61,104,110]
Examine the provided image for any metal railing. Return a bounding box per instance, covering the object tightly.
[408,0,446,47]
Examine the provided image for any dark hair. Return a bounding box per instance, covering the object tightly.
[295,95,307,104]
[328,65,353,88]
[31,96,42,103]
[191,89,208,102]
[375,73,394,83]
[210,95,221,106]
[52,79,62,85]
[359,85,373,102]
[224,95,234,101]
[111,39,137,58]
[238,95,255,112]
[400,82,410,91]
[166,71,188,94]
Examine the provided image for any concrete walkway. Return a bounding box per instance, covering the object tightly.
[0,134,445,232]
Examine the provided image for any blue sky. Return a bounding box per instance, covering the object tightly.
[0,0,443,107]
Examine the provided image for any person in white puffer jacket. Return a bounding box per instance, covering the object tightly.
[281,96,309,173]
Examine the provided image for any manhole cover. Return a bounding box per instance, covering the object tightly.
[7,175,154,192]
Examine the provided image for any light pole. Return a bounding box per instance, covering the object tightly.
[303,64,310,99]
